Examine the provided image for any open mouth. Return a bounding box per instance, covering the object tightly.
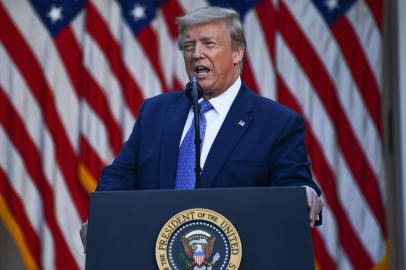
[194,65,210,78]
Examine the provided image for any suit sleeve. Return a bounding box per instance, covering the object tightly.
[269,113,322,225]
[269,113,321,196]
[95,102,146,191]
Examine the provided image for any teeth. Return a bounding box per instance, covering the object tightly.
[195,66,209,74]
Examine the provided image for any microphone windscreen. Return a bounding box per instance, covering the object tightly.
[185,79,202,100]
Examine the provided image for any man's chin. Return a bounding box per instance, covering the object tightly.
[201,87,221,99]
[199,83,213,93]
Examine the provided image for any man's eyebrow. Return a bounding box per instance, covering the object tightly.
[183,36,216,42]
[200,37,216,42]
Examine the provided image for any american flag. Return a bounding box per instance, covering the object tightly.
[0,0,387,269]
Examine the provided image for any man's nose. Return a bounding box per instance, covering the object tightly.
[193,44,204,59]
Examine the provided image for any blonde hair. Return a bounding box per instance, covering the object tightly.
[176,6,246,52]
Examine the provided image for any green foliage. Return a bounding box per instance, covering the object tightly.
[178,253,192,269]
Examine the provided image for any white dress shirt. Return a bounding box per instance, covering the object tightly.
[179,77,241,169]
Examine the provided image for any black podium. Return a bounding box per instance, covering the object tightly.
[86,187,315,269]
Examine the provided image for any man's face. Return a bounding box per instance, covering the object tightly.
[181,22,244,99]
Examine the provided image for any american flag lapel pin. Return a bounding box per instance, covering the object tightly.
[238,120,245,127]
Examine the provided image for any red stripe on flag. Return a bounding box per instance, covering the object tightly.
[255,0,277,62]
[82,72,123,154]
[0,168,43,270]
[364,0,383,32]
[279,3,387,237]
[0,89,78,270]
[159,0,186,91]
[137,26,170,92]
[173,77,184,92]
[80,136,105,181]
[160,0,185,39]
[311,230,336,270]
[0,5,89,221]
[87,1,144,117]
[55,27,123,154]
[277,77,374,269]
[331,17,382,136]
[241,57,259,94]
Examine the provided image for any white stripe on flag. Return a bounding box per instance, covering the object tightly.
[315,199,354,270]
[152,11,176,89]
[174,46,189,87]
[244,10,276,100]
[80,100,114,164]
[71,11,85,48]
[315,202,339,261]
[53,168,85,268]
[346,0,382,88]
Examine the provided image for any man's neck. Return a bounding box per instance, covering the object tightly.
[202,72,241,100]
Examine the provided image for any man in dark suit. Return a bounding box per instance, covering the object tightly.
[81,6,323,248]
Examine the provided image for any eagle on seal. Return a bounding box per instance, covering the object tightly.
[181,235,216,269]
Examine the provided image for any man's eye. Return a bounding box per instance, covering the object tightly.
[205,41,216,48]
[183,44,194,51]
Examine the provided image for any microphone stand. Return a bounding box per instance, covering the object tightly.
[191,76,202,188]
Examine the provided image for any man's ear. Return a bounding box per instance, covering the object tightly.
[232,47,244,65]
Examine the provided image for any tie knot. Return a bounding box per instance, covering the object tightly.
[199,100,213,114]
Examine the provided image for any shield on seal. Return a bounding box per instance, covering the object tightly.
[193,250,205,266]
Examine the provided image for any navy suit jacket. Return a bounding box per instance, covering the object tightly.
[96,84,321,197]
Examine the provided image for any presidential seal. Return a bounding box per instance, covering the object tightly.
[156,208,242,270]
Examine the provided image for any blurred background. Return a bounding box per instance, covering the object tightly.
[0,0,404,269]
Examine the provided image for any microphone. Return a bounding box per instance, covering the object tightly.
[185,76,203,188]
[185,76,202,100]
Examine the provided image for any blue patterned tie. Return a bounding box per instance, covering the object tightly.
[175,100,214,189]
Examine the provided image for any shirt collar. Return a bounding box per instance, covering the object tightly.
[202,77,241,116]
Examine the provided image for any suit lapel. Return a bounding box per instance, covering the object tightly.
[159,96,191,189]
[201,85,254,188]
